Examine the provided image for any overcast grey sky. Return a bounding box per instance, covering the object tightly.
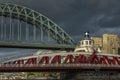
[1,0,120,57]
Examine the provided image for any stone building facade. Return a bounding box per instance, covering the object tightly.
[91,34,119,54]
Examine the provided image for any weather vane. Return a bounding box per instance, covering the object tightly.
[85,31,89,38]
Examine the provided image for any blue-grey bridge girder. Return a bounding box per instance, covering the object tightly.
[0,3,76,45]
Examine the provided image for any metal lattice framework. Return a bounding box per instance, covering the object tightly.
[0,3,76,45]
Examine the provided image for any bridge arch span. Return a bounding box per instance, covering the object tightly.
[0,3,76,45]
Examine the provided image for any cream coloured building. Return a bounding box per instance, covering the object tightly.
[91,34,119,54]
[91,37,102,48]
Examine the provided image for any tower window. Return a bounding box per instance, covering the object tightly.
[89,41,91,45]
[81,41,83,45]
[86,41,88,45]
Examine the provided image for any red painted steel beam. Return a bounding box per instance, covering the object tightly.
[0,65,120,72]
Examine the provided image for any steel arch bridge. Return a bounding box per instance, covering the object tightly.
[0,3,76,50]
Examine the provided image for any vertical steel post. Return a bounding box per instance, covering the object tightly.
[12,19,14,40]
[25,23,29,40]
[19,21,22,41]
[55,27,58,43]
[9,13,12,40]
[33,24,36,41]
[18,15,20,40]
[40,16,43,42]
[26,21,29,41]
[47,29,50,42]
[1,14,3,40]
[4,17,6,40]
[40,25,43,42]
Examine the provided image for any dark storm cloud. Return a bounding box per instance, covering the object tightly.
[2,0,120,40]
[97,15,120,28]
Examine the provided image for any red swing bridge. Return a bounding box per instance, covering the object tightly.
[1,50,120,72]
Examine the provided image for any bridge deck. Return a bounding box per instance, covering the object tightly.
[0,64,120,72]
[0,41,75,50]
